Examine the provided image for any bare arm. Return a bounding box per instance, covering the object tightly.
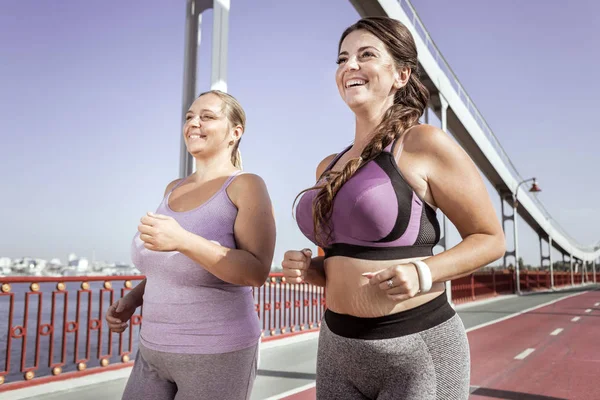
[123,278,146,308]
[177,174,276,287]
[407,125,505,282]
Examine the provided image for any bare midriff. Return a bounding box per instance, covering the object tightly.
[324,255,445,318]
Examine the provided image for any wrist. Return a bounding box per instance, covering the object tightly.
[410,260,433,293]
[124,292,142,308]
[176,229,193,253]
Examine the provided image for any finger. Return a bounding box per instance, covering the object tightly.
[106,313,122,323]
[138,224,154,235]
[282,260,307,270]
[115,300,125,313]
[379,276,409,291]
[144,242,157,251]
[301,248,312,258]
[387,293,411,302]
[285,268,304,278]
[139,233,154,244]
[362,269,389,285]
[384,285,410,295]
[148,212,170,220]
[108,322,123,330]
[140,215,154,226]
[286,276,304,284]
[284,252,305,262]
[283,267,305,278]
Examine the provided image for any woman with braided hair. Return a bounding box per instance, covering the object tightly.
[283,17,505,399]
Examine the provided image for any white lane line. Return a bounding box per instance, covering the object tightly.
[514,348,536,360]
[585,309,592,313]
[572,316,581,322]
[550,328,563,336]
[465,291,588,333]
[263,382,316,400]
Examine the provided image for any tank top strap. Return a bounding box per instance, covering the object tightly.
[165,177,188,197]
[222,170,244,189]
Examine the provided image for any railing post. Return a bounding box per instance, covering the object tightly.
[549,237,554,290]
[570,255,574,286]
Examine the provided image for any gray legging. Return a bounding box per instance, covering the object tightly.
[317,313,470,399]
[121,342,258,400]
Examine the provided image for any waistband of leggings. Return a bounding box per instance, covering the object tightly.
[324,291,455,340]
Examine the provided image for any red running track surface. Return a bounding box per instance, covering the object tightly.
[282,290,600,400]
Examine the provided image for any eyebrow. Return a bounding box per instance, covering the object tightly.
[338,46,380,56]
[185,108,218,115]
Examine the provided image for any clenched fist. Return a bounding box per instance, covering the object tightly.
[282,248,312,284]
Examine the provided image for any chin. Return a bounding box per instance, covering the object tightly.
[344,95,369,111]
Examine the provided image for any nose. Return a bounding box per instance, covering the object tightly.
[188,115,200,127]
[346,55,359,71]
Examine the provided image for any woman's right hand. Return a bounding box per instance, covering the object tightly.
[105,296,138,333]
[282,248,312,283]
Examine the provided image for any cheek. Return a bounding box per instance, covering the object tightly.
[335,68,344,90]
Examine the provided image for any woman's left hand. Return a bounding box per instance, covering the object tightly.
[363,264,420,301]
[138,212,188,251]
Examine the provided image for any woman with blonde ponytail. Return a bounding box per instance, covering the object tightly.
[108,90,275,400]
[284,17,505,399]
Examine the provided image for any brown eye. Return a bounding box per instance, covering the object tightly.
[336,57,347,65]
[361,51,375,58]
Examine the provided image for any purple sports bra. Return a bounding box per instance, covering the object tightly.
[295,139,440,260]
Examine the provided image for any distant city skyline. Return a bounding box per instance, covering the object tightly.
[2,0,599,266]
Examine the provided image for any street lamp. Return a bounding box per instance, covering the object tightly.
[513,177,542,294]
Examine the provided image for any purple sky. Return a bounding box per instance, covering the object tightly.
[1,0,599,266]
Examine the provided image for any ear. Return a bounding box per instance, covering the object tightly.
[230,125,243,143]
[393,66,411,89]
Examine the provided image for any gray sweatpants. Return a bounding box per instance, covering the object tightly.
[316,314,470,399]
[121,342,259,400]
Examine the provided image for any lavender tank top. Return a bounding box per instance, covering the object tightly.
[131,171,260,354]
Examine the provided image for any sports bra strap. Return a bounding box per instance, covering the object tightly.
[319,145,352,179]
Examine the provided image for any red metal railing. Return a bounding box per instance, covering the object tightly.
[0,274,324,391]
[0,270,592,390]
[451,270,588,304]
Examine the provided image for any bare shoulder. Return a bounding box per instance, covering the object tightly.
[316,154,337,179]
[402,124,455,155]
[163,178,183,196]
[227,173,270,205]
[403,124,476,183]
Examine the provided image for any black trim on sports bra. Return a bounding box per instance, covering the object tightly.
[324,243,435,260]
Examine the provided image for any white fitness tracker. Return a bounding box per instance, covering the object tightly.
[411,260,433,293]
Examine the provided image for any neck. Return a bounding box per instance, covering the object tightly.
[190,152,237,182]
[352,97,395,151]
